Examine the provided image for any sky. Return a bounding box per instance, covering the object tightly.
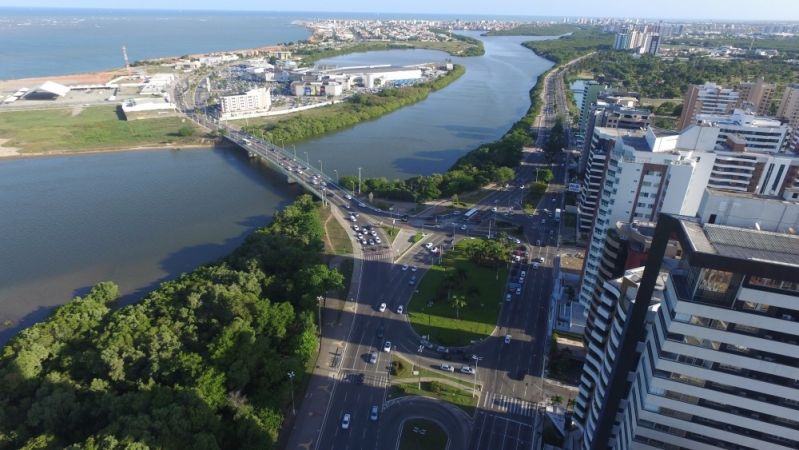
[1,0,798,21]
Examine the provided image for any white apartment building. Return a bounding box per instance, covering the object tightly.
[777,84,799,151]
[577,126,717,307]
[678,83,740,130]
[579,217,799,450]
[695,109,788,153]
[219,87,271,121]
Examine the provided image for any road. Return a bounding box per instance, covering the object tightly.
[172,54,585,450]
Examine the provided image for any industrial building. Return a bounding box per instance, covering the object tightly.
[219,87,271,121]
[290,81,344,97]
[316,65,424,89]
[120,97,178,120]
[23,81,70,100]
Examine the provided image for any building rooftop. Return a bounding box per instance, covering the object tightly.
[620,135,651,151]
[682,221,799,267]
[649,127,679,137]
[559,251,585,273]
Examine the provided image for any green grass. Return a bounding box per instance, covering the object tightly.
[399,418,449,450]
[389,381,478,416]
[0,105,204,154]
[407,239,507,346]
[319,206,353,256]
[391,355,474,389]
[411,232,424,243]
[382,225,400,244]
[523,182,548,213]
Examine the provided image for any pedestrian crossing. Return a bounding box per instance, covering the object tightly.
[484,392,537,417]
[341,371,389,388]
[361,250,392,261]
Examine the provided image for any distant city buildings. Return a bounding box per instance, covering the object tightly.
[220,87,271,121]
[613,27,661,55]
[677,82,741,130]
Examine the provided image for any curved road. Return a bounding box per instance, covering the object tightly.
[379,397,472,450]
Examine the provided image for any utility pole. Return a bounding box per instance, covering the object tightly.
[316,295,324,335]
[287,371,296,415]
[319,160,324,178]
[293,144,297,162]
[122,45,131,77]
[472,354,483,398]
[358,167,362,195]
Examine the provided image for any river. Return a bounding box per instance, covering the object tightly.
[0,33,553,344]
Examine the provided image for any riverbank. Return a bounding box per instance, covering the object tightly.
[242,64,466,144]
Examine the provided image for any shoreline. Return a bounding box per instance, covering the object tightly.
[0,141,231,161]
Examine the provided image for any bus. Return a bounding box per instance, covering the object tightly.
[463,208,479,220]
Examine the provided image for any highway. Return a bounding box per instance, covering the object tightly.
[172,54,584,450]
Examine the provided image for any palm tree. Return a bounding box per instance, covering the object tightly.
[550,395,564,407]
[450,294,467,320]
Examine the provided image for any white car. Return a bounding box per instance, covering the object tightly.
[369,351,378,364]
[460,366,476,375]
[379,302,387,312]
[424,242,433,249]
[410,266,417,272]
[536,256,545,263]
[460,225,467,230]
[370,405,379,421]
[505,293,512,302]
[383,340,392,352]
[520,270,527,278]
[341,413,351,429]
[504,335,512,344]
[401,264,409,271]
[396,305,404,314]
[533,262,540,270]
[492,207,498,212]
[439,364,455,373]
[345,194,352,200]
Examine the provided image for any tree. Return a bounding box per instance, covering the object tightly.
[338,175,358,192]
[177,125,195,137]
[550,395,564,407]
[494,166,516,184]
[449,295,467,320]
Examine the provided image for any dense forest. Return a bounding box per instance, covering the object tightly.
[243,65,465,144]
[522,29,615,64]
[572,51,799,98]
[485,24,582,37]
[0,195,344,450]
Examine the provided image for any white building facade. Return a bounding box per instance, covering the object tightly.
[220,87,271,120]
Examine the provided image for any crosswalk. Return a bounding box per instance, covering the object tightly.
[341,371,389,388]
[361,250,393,261]
[484,392,537,417]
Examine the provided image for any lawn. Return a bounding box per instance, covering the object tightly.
[407,239,507,346]
[319,206,353,256]
[522,182,548,213]
[382,225,400,244]
[398,418,449,450]
[391,355,474,389]
[0,105,205,154]
[390,381,478,415]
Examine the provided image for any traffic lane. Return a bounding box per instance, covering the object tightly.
[378,397,472,450]
[471,413,534,450]
[320,374,386,450]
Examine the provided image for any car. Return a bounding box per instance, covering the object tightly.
[379,302,387,312]
[352,224,359,231]
[460,366,476,375]
[424,242,433,249]
[536,240,542,246]
[368,239,375,245]
[505,293,512,302]
[514,238,521,244]
[401,264,409,271]
[397,305,404,314]
[516,287,522,295]
[420,339,433,349]
[370,405,379,421]
[375,237,382,244]
[383,340,392,352]
[409,276,416,285]
[357,233,363,239]
[345,194,352,200]
[460,225,467,231]
[436,345,449,354]
[551,197,556,202]
[369,351,378,364]
[541,219,546,224]
[341,413,351,429]
[410,266,417,272]
[521,270,527,278]
[358,202,366,207]
[536,256,545,263]
[439,364,455,372]
[504,335,512,344]
[533,262,540,269]
[492,207,498,212]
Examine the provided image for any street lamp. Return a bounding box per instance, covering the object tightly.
[358,167,362,195]
[287,371,296,415]
[318,160,324,178]
[316,295,324,336]
[304,151,309,167]
[471,354,483,398]
[292,144,297,162]
[334,169,339,184]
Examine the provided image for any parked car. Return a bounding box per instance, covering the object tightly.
[411,266,417,272]
[439,364,455,373]
[504,335,512,344]
[535,256,545,263]
[383,340,392,352]
[460,366,476,375]
[379,302,387,312]
[401,264,409,271]
[436,345,449,354]
[516,287,522,295]
[396,305,404,314]
[505,293,512,302]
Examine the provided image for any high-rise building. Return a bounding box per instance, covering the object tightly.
[581,215,799,450]
[777,84,799,151]
[577,126,717,307]
[614,32,631,50]
[579,81,607,131]
[695,109,788,154]
[737,79,776,116]
[678,83,740,130]
[645,34,661,55]
[580,99,653,172]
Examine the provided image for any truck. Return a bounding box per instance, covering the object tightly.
[554,208,561,222]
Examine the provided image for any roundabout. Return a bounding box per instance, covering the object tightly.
[379,397,473,450]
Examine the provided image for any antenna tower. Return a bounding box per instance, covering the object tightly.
[122,46,131,77]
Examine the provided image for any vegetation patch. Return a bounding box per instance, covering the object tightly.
[486,24,582,37]
[389,382,477,416]
[398,418,449,450]
[407,239,509,346]
[244,65,465,144]
[0,105,206,154]
[318,205,353,256]
[523,29,614,64]
[0,196,345,449]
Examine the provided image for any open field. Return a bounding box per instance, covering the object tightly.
[407,239,507,346]
[390,381,478,415]
[0,105,206,155]
[319,205,353,256]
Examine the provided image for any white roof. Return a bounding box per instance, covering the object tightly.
[33,81,70,97]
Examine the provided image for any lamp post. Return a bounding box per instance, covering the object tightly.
[287,371,296,415]
[304,151,309,167]
[316,295,324,336]
[472,354,483,398]
[358,167,362,194]
[334,169,339,184]
[319,160,324,179]
[292,144,297,162]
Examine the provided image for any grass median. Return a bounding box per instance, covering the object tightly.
[399,418,449,450]
[389,381,478,416]
[0,105,205,154]
[407,239,507,346]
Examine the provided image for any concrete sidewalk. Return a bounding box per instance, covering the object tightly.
[284,205,364,450]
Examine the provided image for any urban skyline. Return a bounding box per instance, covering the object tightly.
[1,1,799,21]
